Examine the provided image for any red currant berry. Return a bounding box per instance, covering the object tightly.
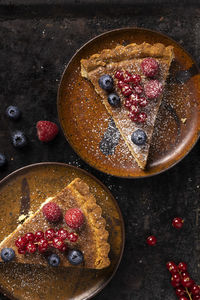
[137,112,147,123]
[166,262,179,274]
[128,111,139,122]
[181,271,189,277]
[146,235,157,246]
[175,287,186,297]
[132,74,141,85]
[26,242,37,254]
[129,93,140,106]
[191,284,200,295]
[59,243,67,252]
[172,217,184,229]
[166,261,177,270]
[134,85,143,94]
[52,237,64,250]
[18,247,26,254]
[138,97,148,107]
[117,80,124,89]
[15,237,27,248]
[68,232,78,242]
[121,84,133,97]
[124,99,132,109]
[34,231,44,242]
[129,105,140,114]
[171,273,181,287]
[114,70,124,80]
[56,228,68,240]
[45,228,56,240]
[178,262,187,272]
[181,276,193,288]
[123,71,133,84]
[38,238,49,253]
[24,232,35,243]
[179,297,189,300]
[193,295,200,300]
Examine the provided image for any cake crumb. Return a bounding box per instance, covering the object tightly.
[181,118,187,124]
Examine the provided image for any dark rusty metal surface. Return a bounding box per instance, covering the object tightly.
[0,2,200,300]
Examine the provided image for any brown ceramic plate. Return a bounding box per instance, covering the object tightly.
[0,162,124,300]
[57,28,200,178]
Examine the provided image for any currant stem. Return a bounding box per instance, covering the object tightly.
[185,287,192,300]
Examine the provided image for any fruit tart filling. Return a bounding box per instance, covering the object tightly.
[1,203,85,267]
[98,57,163,147]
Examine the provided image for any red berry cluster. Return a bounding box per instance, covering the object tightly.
[167,261,200,300]
[114,70,148,123]
[15,228,78,255]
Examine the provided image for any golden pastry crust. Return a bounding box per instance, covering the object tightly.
[81,42,174,169]
[0,178,110,269]
[81,42,174,74]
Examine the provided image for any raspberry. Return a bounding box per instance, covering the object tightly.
[38,238,49,253]
[144,80,163,99]
[42,202,62,223]
[68,232,78,242]
[36,121,59,142]
[26,242,37,254]
[141,58,159,77]
[65,208,84,229]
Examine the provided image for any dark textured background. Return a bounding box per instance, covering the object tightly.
[0,2,200,300]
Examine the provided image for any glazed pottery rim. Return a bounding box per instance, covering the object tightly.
[0,162,125,300]
[57,27,200,179]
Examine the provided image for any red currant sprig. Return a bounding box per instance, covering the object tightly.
[15,228,78,255]
[166,261,200,300]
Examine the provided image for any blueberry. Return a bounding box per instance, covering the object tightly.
[131,129,147,146]
[0,153,7,167]
[67,249,84,265]
[11,131,27,148]
[47,253,60,267]
[6,106,21,120]
[1,248,15,262]
[98,75,113,91]
[108,93,121,107]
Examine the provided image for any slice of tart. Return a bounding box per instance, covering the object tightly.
[81,42,174,169]
[0,178,110,269]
